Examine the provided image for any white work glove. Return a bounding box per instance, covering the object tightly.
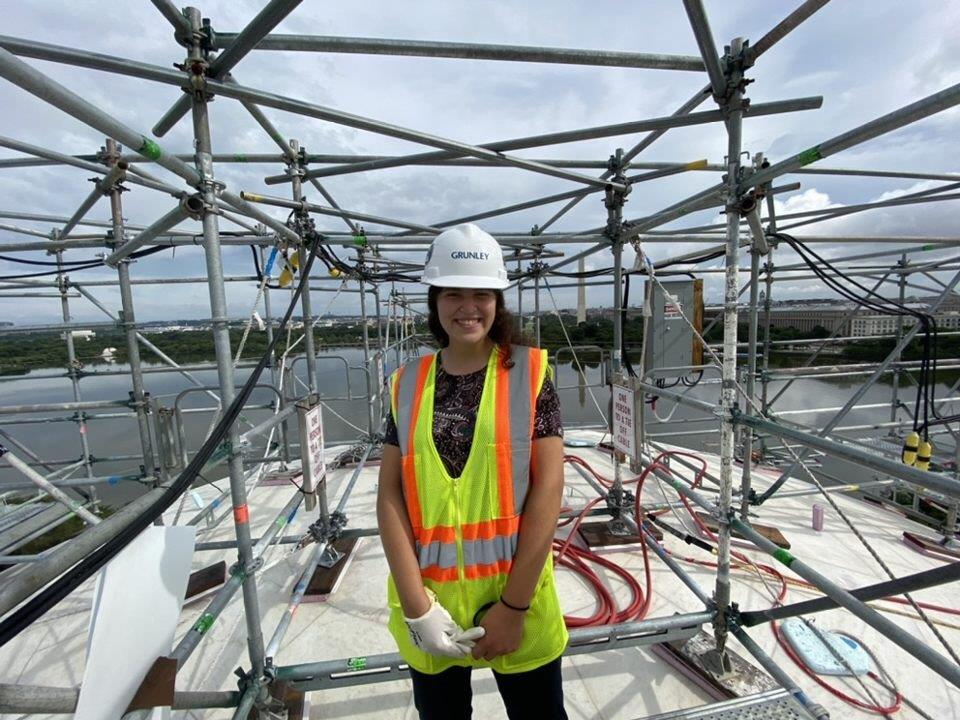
[404,590,485,658]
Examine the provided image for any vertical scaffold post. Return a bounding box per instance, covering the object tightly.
[605,148,630,528]
[712,35,747,673]
[759,191,777,417]
[259,244,289,462]
[182,5,269,698]
[516,252,524,334]
[53,246,95,490]
[533,244,542,347]
[289,139,318,395]
[890,253,907,425]
[739,152,766,520]
[104,138,156,480]
[372,264,385,421]
[358,263,375,437]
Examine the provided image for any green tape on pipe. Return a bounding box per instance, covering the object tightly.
[773,547,795,567]
[138,137,163,161]
[922,244,936,251]
[796,145,822,167]
[234,154,248,163]
[193,612,215,635]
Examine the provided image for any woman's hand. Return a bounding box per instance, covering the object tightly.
[471,602,525,661]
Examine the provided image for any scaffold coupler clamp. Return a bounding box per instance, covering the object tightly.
[605,486,637,536]
[230,554,264,580]
[719,39,754,109]
[297,509,347,551]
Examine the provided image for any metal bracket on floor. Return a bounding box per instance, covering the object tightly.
[605,485,638,536]
[299,510,347,567]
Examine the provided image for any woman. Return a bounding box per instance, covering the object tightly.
[377,223,568,720]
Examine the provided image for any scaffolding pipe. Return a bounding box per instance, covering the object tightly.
[0,47,200,184]
[104,198,199,267]
[275,611,714,685]
[182,5,267,688]
[151,0,304,137]
[728,515,960,689]
[150,0,192,37]
[739,561,960,627]
[170,489,303,667]
[707,26,746,661]
[105,139,156,476]
[759,266,960,503]
[59,159,127,240]
[0,485,167,615]
[277,97,820,184]
[745,81,960,192]
[0,450,100,525]
[209,32,706,71]
[0,684,238,714]
[728,625,829,720]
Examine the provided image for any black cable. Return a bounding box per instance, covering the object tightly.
[775,232,938,439]
[645,514,715,553]
[0,245,170,281]
[0,239,320,648]
[0,261,103,280]
[0,254,107,267]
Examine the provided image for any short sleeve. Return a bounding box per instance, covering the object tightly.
[533,375,563,439]
[383,405,400,446]
[383,371,401,446]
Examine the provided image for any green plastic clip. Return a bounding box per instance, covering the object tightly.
[796,146,822,167]
[773,548,795,567]
[138,137,163,161]
[346,657,367,671]
[193,612,216,635]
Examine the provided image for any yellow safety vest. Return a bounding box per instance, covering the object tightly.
[386,344,568,674]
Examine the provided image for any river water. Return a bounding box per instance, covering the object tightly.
[1,347,956,505]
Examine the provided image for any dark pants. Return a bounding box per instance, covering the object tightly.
[409,658,567,720]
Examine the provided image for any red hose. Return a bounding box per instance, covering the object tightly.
[561,450,913,716]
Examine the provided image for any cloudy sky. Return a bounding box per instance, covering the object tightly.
[0,0,959,324]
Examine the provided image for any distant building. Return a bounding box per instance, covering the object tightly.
[704,293,960,337]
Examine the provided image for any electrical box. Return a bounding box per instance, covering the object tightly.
[643,278,703,375]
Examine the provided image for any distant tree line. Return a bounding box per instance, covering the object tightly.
[2,317,956,375]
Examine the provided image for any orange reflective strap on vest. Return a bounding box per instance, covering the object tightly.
[392,355,433,533]
[494,360,514,517]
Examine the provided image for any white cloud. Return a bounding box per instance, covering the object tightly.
[0,1,958,322]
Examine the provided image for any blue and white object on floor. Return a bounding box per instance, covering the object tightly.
[780,618,872,676]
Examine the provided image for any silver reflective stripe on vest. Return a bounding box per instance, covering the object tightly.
[506,348,534,510]
[394,357,427,456]
[462,533,519,568]
[416,540,459,570]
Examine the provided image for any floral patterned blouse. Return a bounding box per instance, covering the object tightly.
[383,357,563,477]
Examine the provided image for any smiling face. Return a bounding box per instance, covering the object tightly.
[435,287,498,348]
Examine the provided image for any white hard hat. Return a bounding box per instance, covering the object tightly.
[422,223,509,289]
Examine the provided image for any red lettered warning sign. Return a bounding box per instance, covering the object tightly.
[298,399,326,497]
[612,384,636,459]
[664,294,683,320]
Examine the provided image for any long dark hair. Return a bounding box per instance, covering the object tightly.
[427,286,521,368]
